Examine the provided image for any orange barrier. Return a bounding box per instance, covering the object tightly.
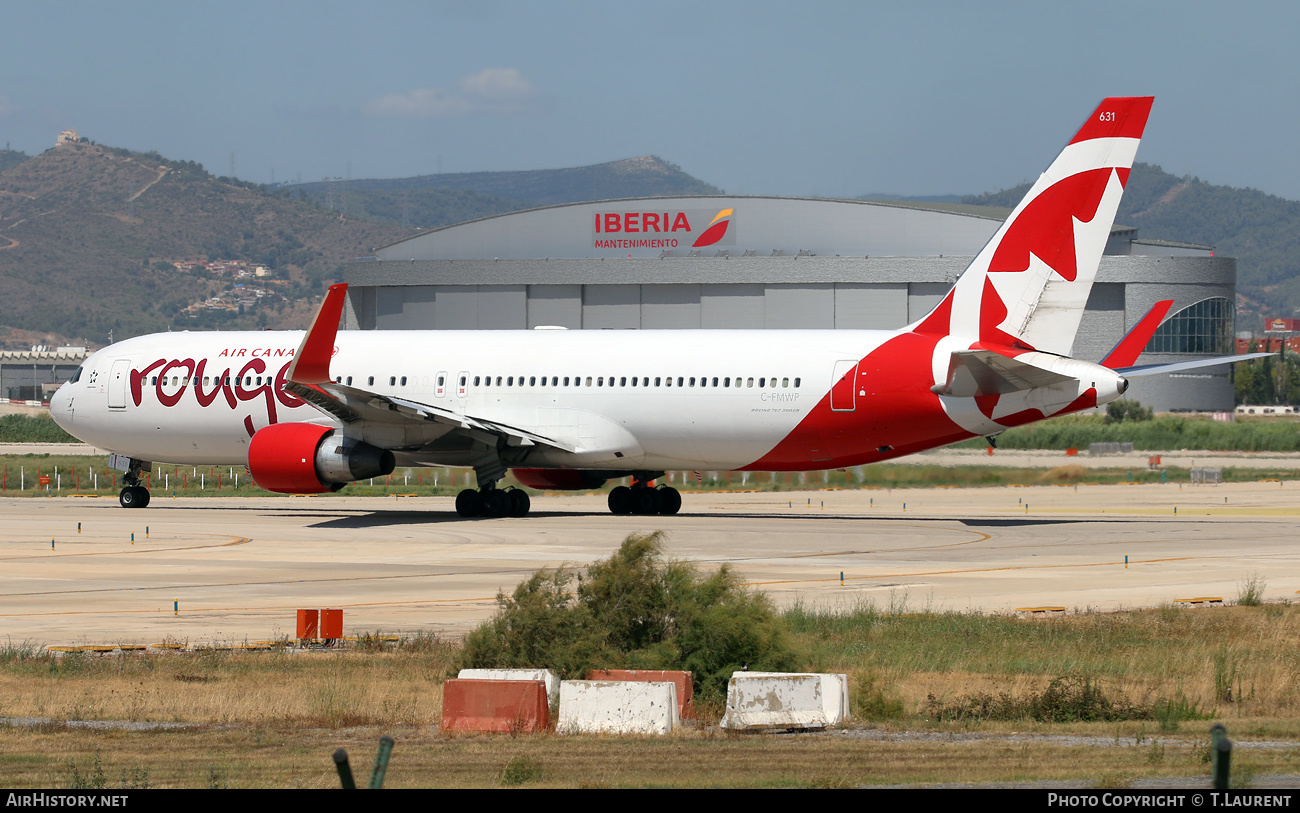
[320,608,343,640]
[586,669,694,718]
[441,679,550,733]
[296,609,318,640]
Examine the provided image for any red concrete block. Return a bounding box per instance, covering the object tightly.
[441,679,550,734]
[585,670,695,718]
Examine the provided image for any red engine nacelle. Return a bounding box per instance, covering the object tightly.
[512,468,608,491]
[248,422,341,494]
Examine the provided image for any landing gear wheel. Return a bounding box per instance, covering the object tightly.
[656,486,681,515]
[632,487,661,515]
[482,489,511,518]
[455,488,482,518]
[607,485,633,515]
[119,486,149,509]
[507,488,531,517]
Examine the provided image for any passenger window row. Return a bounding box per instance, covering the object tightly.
[148,376,266,387]
[469,375,801,389]
[143,371,801,394]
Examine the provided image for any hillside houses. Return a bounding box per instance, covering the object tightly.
[172,260,274,279]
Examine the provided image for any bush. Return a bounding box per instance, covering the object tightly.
[1105,400,1154,424]
[459,532,798,702]
[923,675,1153,723]
[1237,573,1267,606]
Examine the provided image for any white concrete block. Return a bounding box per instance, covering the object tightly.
[458,668,560,711]
[738,671,850,725]
[556,680,680,735]
[720,673,831,730]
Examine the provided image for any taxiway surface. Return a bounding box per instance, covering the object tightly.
[1,480,1297,646]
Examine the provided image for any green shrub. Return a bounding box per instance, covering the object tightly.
[1105,400,1154,424]
[922,674,1152,723]
[499,756,543,786]
[1237,573,1267,606]
[459,531,798,702]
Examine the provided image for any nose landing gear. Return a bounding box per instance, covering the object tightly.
[119,484,150,508]
[116,458,152,508]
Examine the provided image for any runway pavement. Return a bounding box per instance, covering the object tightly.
[1,480,1298,647]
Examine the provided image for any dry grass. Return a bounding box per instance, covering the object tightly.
[793,602,1300,725]
[3,724,1298,788]
[1040,464,1089,482]
[0,644,457,728]
[4,607,1300,787]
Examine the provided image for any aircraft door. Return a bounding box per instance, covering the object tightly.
[830,359,858,412]
[107,359,131,409]
[456,371,469,397]
[435,371,448,398]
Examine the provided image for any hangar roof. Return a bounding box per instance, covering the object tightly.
[373,196,1016,261]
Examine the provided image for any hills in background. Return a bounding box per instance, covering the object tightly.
[282,156,723,230]
[0,149,29,174]
[0,142,1296,348]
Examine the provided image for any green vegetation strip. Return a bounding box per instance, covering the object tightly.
[1,453,1296,498]
[950,412,1300,453]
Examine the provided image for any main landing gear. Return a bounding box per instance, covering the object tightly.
[607,482,681,516]
[455,483,530,518]
[117,458,151,509]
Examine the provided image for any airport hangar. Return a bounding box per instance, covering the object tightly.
[341,196,1237,413]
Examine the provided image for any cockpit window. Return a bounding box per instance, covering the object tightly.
[69,366,83,384]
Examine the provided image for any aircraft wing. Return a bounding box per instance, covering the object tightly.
[282,378,576,452]
[282,283,575,454]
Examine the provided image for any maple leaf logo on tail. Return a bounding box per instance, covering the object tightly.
[692,209,733,248]
[912,97,1153,357]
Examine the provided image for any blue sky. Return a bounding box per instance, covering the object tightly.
[3,1,1297,199]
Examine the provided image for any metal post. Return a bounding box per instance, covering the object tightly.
[369,736,394,789]
[1210,723,1231,790]
[333,748,355,789]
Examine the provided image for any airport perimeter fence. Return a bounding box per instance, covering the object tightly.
[1088,442,1135,455]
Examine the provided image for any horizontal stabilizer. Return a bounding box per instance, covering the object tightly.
[1116,353,1273,378]
[931,350,1076,398]
[1100,300,1174,368]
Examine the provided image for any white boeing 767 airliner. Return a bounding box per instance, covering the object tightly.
[49,97,1260,517]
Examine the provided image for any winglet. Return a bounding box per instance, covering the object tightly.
[287,283,347,385]
[1100,299,1174,369]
